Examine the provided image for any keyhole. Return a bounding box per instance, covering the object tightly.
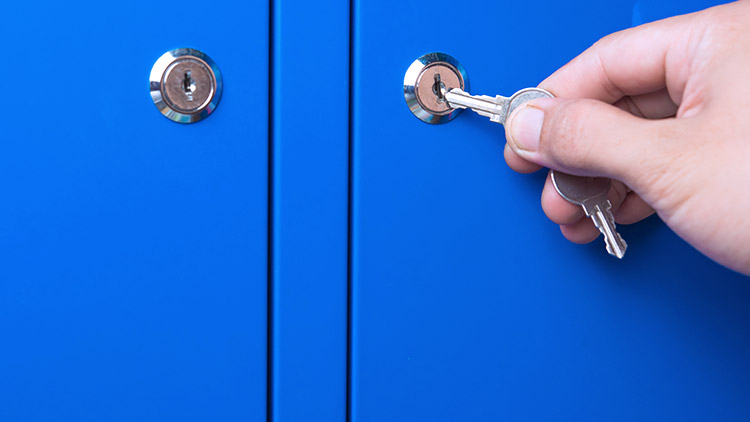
[183,70,195,102]
[432,73,446,102]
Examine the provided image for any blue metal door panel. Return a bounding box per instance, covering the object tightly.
[270,0,349,420]
[351,1,750,421]
[0,2,267,421]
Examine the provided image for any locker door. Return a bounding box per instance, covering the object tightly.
[0,2,268,420]
[350,0,750,420]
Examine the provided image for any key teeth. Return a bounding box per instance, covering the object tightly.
[443,88,508,124]
[603,234,628,259]
[592,207,628,259]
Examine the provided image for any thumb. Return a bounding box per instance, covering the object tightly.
[505,97,675,187]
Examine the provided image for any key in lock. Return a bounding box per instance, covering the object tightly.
[403,52,629,259]
[150,48,223,124]
[403,52,469,124]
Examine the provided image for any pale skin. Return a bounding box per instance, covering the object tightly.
[504,1,750,275]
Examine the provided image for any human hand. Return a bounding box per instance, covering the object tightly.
[503,1,750,275]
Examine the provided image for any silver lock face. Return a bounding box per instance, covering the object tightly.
[403,52,469,124]
[150,48,223,124]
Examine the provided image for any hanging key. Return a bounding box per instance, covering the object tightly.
[550,172,628,259]
[442,85,628,258]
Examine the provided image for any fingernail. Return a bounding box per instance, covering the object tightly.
[509,105,545,152]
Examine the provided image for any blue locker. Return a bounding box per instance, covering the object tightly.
[350,0,750,421]
[0,2,268,420]
[2,0,749,420]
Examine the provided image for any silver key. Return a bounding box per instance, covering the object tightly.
[551,171,628,259]
[442,86,553,125]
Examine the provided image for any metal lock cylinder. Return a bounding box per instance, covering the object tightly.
[150,48,223,124]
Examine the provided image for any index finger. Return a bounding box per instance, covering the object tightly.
[539,5,713,104]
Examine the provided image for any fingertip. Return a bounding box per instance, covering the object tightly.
[560,217,600,244]
[505,100,555,160]
[503,143,543,174]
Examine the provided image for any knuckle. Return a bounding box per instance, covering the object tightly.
[608,181,628,208]
[629,122,697,210]
[593,29,624,50]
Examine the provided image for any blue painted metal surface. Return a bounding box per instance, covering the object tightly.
[351,0,750,421]
[0,2,268,421]
[270,0,349,420]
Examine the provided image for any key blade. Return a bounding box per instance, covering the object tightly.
[443,88,510,123]
[589,202,628,259]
